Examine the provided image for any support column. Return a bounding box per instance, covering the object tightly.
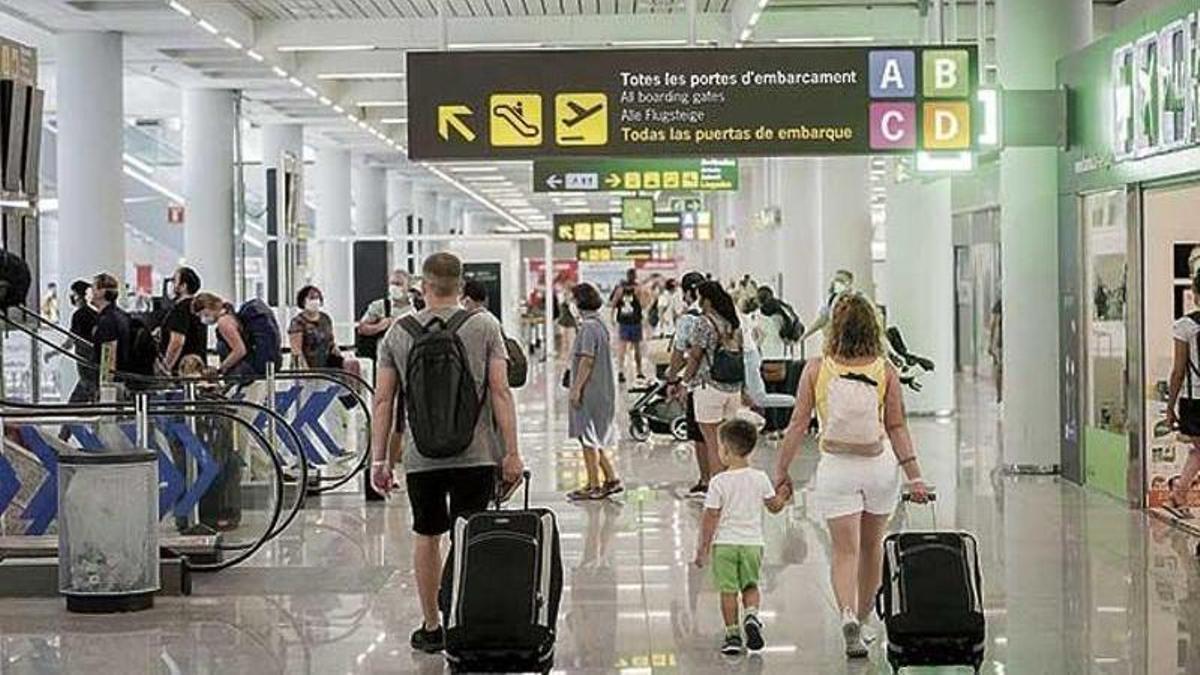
[819,157,875,300]
[387,174,413,271]
[997,0,1090,469]
[353,161,386,236]
[315,147,352,334]
[261,123,302,170]
[414,189,438,263]
[57,32,124,286]
[182,88,237,298]
[776,158,823,325]
[997,2,1091,673]
[450,202,465,235]
[885,176,955,414]
[436,195,452,236]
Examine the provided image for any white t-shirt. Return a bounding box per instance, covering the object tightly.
[704,467,777,546]
[1173,316,1200,398]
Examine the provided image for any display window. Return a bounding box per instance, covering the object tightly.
[1081,190,1131,498]
[1142,182,1200,509]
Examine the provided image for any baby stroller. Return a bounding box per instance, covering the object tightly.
[627,380,690,442]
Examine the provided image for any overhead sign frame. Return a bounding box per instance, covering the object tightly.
[532,157,739,192]
[408,45,979,160]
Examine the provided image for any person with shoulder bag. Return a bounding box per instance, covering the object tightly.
[681,282,746,490]
[1166,271,1200,518]
[772,292,929,659]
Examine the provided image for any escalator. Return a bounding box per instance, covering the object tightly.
[0,297,377,598]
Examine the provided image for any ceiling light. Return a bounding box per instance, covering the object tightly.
[196,19,219,35]
[288,76,304,88]
[916,151,974,173]
[772,36,873,44]
[271,66,288,78]
[277,44,377,53]
[317,72,405,81]
[357,100,407,108]
[447,166,500,173]
[319,95,332,105]
[608,39,688,47]
[332,104,345,114]
[303,86,318,98]
[246,49,264,62]
[448,42,545,50]
[739,27,753,42]
[346,113,359,123]
[168,1,192,17]
[462,175,511,182]
[756,0,769,7]
[381,117,408,124]
[223,36,243,50]
[748,9,762,25]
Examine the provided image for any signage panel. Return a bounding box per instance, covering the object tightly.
[554,212,681,244]
[1111,11,1200,160]
[408,46,979,160]
[533,158,738,192]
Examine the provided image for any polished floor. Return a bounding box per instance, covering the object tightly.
[0,370,1196,674]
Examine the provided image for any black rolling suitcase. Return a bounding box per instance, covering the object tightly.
[443,470,563,673]
[876,495,985,674]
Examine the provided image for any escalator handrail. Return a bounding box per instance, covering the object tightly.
[0,395,310,549]
[0,403,284,573]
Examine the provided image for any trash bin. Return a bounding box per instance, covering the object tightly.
[58,450,159,613]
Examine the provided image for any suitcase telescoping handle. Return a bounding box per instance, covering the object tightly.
[900,488,937,529]
[522,469,531,510]
[495,468,533,511]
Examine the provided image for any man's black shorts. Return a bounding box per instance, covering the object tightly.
[406,465,496,536]
[685,392,704,443]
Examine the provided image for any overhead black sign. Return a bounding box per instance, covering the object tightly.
[407,46,978,160]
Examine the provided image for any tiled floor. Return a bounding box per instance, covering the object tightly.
[1,370,1197,674]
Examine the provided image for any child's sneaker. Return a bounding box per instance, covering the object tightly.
[720,632,744,656]
[841,608,868,658]
[743,614,765,651]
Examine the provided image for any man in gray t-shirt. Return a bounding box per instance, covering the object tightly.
[369,252,524,654]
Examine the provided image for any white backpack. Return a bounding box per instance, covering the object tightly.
[820,370,886,455]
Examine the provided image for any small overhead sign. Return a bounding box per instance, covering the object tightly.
[554,212,682,244]
[533,158,738,193]
[407,46,978,160]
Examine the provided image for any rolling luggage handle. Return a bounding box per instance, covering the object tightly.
[901,488,938,529]
[495,468,533,510]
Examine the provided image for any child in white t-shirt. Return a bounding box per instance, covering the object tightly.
[694,418,792,655]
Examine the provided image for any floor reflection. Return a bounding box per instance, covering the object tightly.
[0,372,1198,674]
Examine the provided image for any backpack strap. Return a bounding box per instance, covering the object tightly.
[445,308,484,335]
[399,315,426,339]
[384,298,391,318]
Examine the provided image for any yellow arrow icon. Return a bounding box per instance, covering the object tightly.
[438,105,476,142]
[605,173,621,188]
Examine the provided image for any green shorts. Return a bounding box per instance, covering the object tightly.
[711,544,763,593]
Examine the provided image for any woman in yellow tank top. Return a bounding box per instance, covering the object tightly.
[773,293,929,659]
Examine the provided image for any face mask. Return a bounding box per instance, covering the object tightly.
[831,280,849,295]
[200,313,217,326]
[304,298,322,313]
[389,284,407,301]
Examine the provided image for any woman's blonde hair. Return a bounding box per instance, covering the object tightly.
[824,293,882,359]
[191,292,224,314]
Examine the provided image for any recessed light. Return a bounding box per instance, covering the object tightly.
[271,66,288,78]
[357,100,407,108]
[380,118,408,124]
[448,42,545,50]
[448,166,500,173]
[462,175,511,182]
[317,72,405,81]
[223,36,243,50]
[168,1,192,17]
[319,96,332,105]
[277,44,377,53]
[196,18,219,35]
[245,49,264,62]
[288,76,304,88]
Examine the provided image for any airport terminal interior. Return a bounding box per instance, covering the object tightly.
[1,0,1200,673]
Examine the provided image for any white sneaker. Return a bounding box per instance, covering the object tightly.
[841,608,868,658]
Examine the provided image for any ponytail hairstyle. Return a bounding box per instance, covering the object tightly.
[697,280,740,330]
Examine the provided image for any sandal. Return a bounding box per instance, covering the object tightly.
[602,479,624,496]
[567,486,605,501]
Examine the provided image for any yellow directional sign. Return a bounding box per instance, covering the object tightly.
[437,105,475,142]
[489,93,542,146]
[555,92,608,146]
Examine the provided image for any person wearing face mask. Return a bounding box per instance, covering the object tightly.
[801,269,856,343]
[159,266,207,374]
[47,279,99,405]
[89,272,134,386]
[356,269,414,361]
[191,292,253,376]
[289,286,362,383]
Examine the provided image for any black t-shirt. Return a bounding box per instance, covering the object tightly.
[68,304,98,377]
[615,285,642,326]
[92,303,131,376]
[159,296,207,367]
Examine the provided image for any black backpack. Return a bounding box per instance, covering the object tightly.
[124,314,159,376]
[235,298,282,375]
[505,333,528,389]
[777,301,803,343]
[400,309,487,458]
[705,316,745,385]
[355,299,391,359]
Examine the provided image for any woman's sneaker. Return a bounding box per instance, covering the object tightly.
[720,632,744,655]
[743,614,765,651]
[410,625,445,654]
[842,608,868,658]
[602,479,624,497]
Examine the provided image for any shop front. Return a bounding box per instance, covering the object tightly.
[1058,0,1200,520]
